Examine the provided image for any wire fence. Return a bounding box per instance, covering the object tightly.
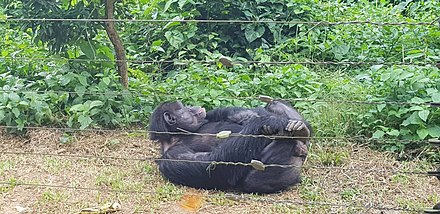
[0,125,436,145]
[2,18,439,26]
[1,56,438,67]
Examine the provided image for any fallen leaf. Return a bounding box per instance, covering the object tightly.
[179,193,204,212]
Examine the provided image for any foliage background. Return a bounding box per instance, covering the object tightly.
[0,0,439,161]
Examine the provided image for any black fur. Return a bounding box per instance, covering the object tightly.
[149,100,312,193]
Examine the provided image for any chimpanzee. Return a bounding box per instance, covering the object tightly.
[149,99,312,193]
[434,202,440,210]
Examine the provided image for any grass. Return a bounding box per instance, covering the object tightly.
[339,187,360,200]
[309,146,349,166]
[41,190,68,202]
[0,160,15,176]
[43,157,71,174]
[0,128,439,213]
[0,177,18,193]
[298,177,324,202]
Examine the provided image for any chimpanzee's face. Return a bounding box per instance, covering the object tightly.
[163,101,206,132]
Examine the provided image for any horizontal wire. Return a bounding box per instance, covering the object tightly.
[1,151,436,176]
[1,56,437,66]
[0,181,421,212]
[0,89,436,107]
[1,18,438,26]
[0,125,431,144]
[0,181,159,195]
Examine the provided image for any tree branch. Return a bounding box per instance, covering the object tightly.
[104,0,128,89]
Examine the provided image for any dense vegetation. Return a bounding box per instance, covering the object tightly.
[0,0,439,161]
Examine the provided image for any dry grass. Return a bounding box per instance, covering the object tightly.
[0,129,439,214]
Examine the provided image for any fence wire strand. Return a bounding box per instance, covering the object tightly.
[1,56,437,66]
[1,18,439,27]
[0,125,432,144]
[0,181,423,212]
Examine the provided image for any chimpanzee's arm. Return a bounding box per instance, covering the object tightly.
[164,144,210,160]
[158,144,212,189]
[206,107,261,124]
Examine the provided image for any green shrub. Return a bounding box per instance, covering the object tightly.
[0,68,144,131]
[125,0,315,71]
[359,65,440,158]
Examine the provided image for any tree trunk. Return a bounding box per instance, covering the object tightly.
[104,0,129,89]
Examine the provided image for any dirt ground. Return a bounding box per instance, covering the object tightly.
[0,128,439,214]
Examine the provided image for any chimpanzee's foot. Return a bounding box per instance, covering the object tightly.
[285,120,311,139]
[285,120,307,132]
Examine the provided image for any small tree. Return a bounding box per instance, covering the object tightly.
[2,0,129,88]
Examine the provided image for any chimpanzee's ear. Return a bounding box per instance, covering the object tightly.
[163,112,176,125]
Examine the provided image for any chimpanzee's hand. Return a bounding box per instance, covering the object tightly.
[262,125,277,135]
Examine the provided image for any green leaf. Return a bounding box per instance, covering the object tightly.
[12,108,20,117]
[331,44,350,57]
[165,30,184,48]
[410,97,425,104]
[164,0,178,12]
[15,118,25,129]
[78,75,87,86]
[78,115,92,129]
[151,40,163,46]
[428,126,440,137]
[102,77,110,85]
[372,130,385,139]
[377,104,386,112]
[19,101,29,106]
[74,85,87,97]
[90,100,104,109]
[293,8,304,14]
[404,53,424,60]
[97,46,114,61]
[59,73,74,86]
[398,72,414,80]
[409,106,423,111]
[178,0,188,9]
[0,110,5,121]
[8,93,20,102]
[244,25,265,43]
[381,72,391,81]
[418,110,429,122]
[402,112,421,126]
[432,92,440,102]
[70,104,85,112]
[416,128,429,139]
[370,64,383,72]
[387,129,400,136]
[79,41,95,59]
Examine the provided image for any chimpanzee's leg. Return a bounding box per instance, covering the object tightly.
[265,100,303,120]
[241,139,307,193]
[238,101,311,193]
[209,115,308,193]
[158,144,214,189]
